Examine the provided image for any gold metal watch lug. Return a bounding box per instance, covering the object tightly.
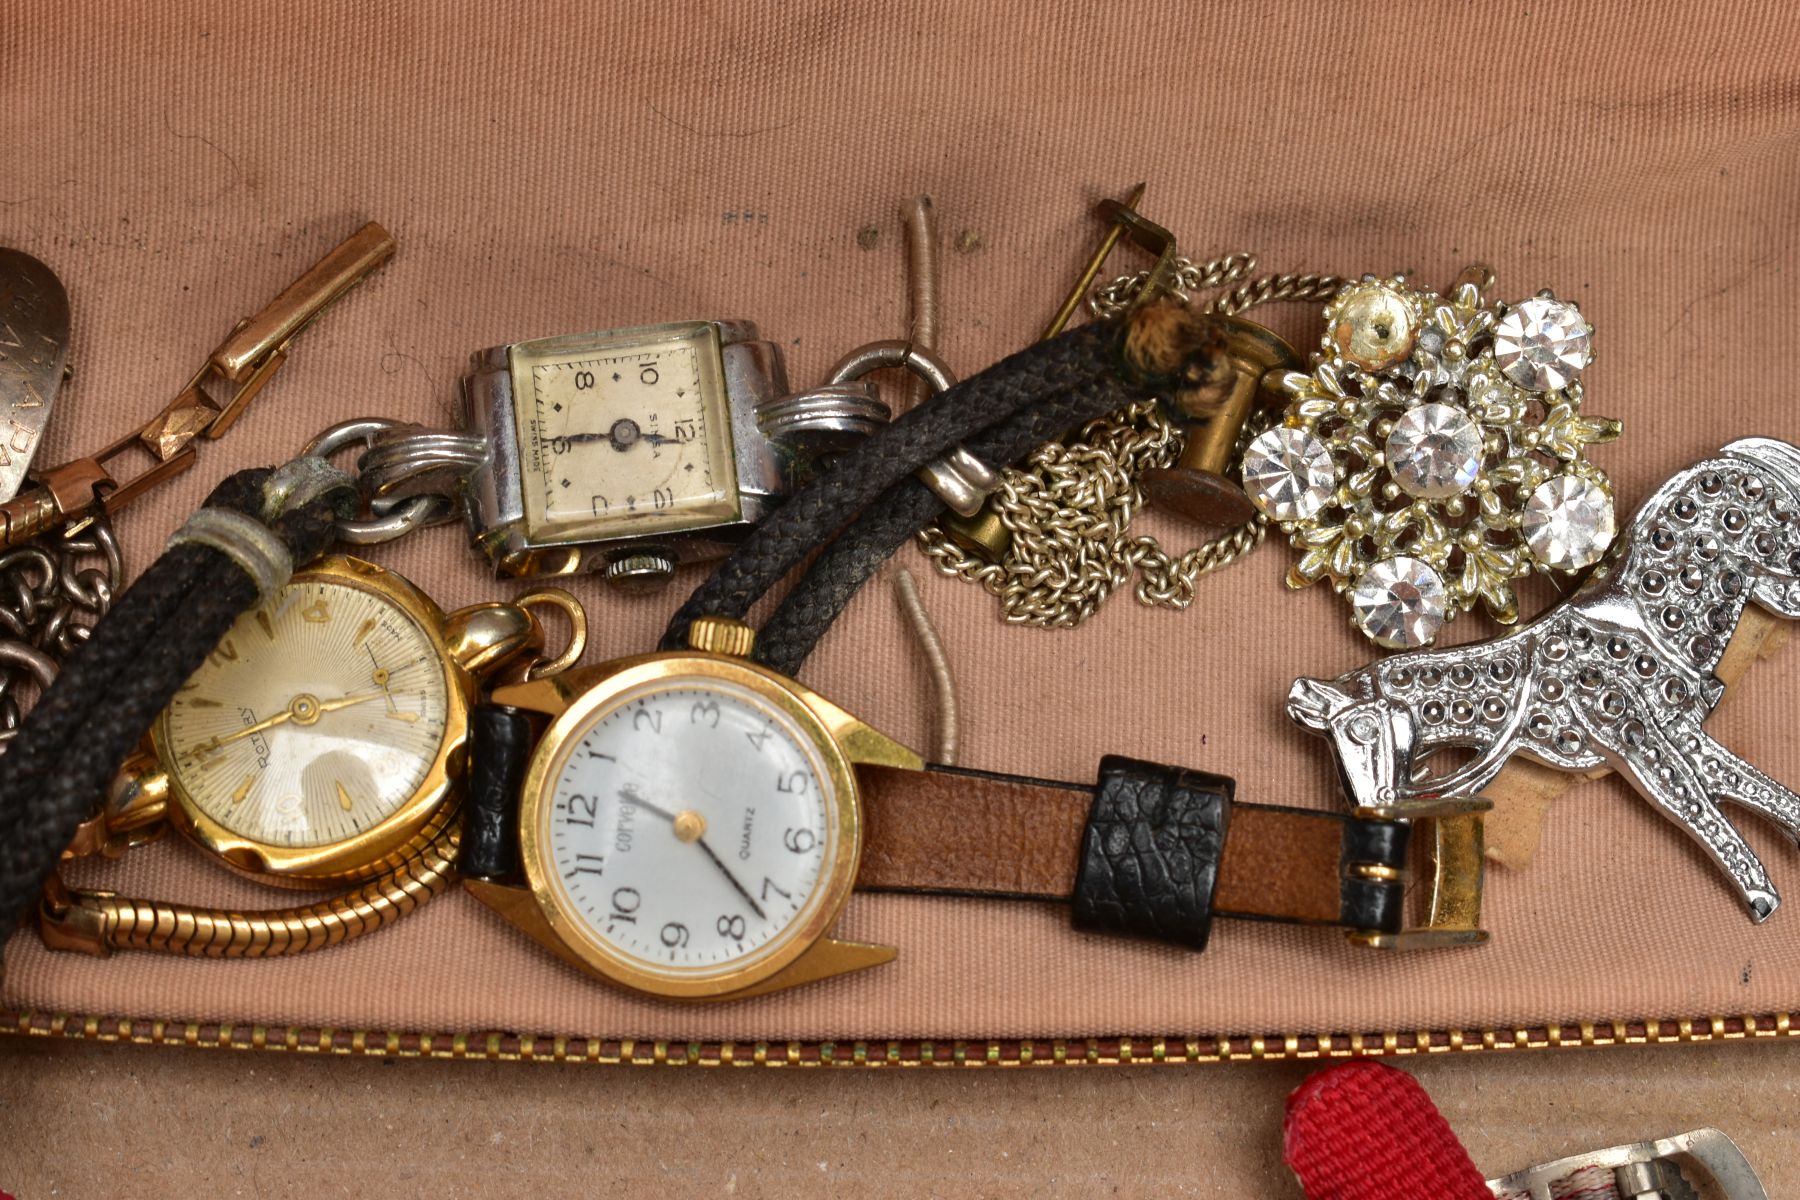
[464,876,548,935]
[107,749,170,832]
[837,723,925,772]
[721,938,897,1001]
[443,601,542,679]
[463,876,644,980]
[785,681,924,771]
[60,809,118,861]
[65,749,170,860]
[489,671,584,718]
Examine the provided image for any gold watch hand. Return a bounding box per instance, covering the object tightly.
[311,691,384,716]
[184,691,384,758]
[185,710,296,758]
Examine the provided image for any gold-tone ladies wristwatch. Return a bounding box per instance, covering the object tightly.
[460,617,1445,1003]
[40,554,584,956]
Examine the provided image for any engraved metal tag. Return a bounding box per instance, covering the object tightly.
[0,249,70,501]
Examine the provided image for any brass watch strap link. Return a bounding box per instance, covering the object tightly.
[40,825,459,958]
[0,222,394,549]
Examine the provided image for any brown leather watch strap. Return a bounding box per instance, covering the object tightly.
[857,763,1089,898]
[855,762,1405,935]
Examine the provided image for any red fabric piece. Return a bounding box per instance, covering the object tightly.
[1283,1062,1492,1200]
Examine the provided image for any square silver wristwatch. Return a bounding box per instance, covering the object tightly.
[354,320,887,588]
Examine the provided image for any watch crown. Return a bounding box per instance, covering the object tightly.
[604,552,676,591]
[687,615,756,658]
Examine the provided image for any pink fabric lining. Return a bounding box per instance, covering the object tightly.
[3,0,1798,1041]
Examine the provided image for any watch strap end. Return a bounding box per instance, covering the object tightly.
[460,703,533,882]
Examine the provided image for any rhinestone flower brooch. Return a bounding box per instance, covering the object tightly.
[1241,268,1622,648]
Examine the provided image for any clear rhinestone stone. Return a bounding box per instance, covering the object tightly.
[1351,556,1447,648]
[1494,297,1591,391]
[1384,403,1483,500]
[1523,474,1616,569]
[1242,428,1334,522]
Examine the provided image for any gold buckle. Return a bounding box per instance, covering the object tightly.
[1348,802,1490,950]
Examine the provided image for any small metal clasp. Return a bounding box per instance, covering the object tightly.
[299,418,459,545]
[1486,1128,1768,1200]
[444,587,586,685]
[824,340,998,518]
[37,874,113,957]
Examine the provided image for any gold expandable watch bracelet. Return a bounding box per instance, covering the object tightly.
[39,825,459,958]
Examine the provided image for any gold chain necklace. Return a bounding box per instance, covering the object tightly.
[917,253,1341,626]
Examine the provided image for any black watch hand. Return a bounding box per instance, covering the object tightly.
[692,837,767,922]
[550,424,679,452]
[617,786,766,921]
[365,645,399,715]
[617,786,678,824]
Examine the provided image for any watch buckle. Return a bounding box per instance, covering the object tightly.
[1484,1127,1769,1199]
[1348,807,1489,951]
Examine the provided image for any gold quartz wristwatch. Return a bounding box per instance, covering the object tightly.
[458,616,1456,1003]
[40,554,584,957]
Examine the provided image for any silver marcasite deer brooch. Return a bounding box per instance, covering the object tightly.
[1288,437,1800,922]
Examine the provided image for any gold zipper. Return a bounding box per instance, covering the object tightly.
[5,1010,1793,1066]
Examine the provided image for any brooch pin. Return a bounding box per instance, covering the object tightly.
[1243,269,1623,648]
[1287,438,1800,922]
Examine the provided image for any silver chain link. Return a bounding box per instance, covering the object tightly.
[918,253,1343,627]
[301,418,465,544]
[0,513,120,743]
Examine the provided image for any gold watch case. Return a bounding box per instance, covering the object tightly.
[137,556,541,887]
[467,636,923,1001]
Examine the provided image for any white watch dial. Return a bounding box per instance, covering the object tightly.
[540,677,835,978]
[159,577,451,849]
[511,323,741,542]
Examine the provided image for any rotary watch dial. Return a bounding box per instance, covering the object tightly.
[538,676,836,981]
[159,576,451,852]
[511,323,741,543]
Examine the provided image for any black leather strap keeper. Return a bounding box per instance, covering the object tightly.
[1071,755,1231,951]
[1340,817,1408,934]
[460,703,533,882]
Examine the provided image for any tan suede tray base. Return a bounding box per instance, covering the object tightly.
[3,0,1799,1057]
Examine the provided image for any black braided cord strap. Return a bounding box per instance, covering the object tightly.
[753,367,1145,674]
[662,303,1233,669]
[0,467,352,932]
[659,320,1121,651]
